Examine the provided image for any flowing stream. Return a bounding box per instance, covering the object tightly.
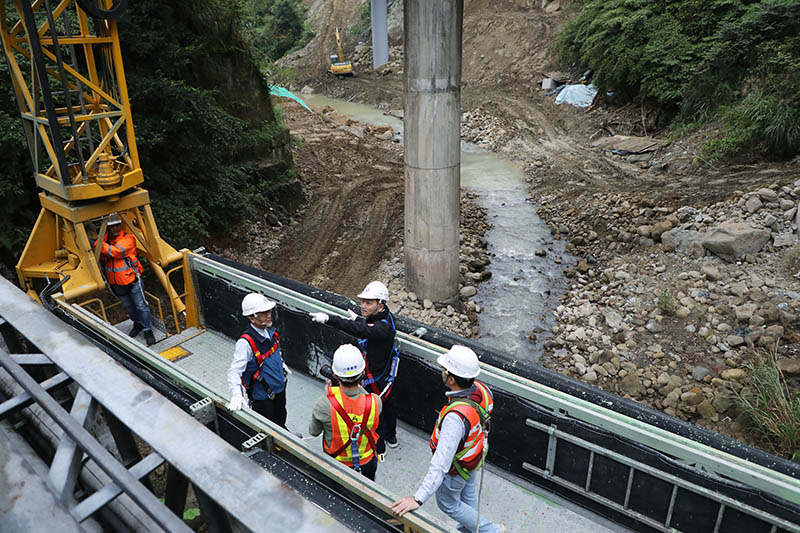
[301,94,569,362]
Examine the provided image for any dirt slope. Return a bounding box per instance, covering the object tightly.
[264,102,404,297]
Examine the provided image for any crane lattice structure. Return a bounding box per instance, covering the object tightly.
[0,0,188,325]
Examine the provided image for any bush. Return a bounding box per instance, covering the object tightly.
[735,347,800,462]
[240,0,314,66]
[556,0,800,160]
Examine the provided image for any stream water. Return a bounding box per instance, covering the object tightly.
[301,94,569,362]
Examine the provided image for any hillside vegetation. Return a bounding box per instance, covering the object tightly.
[556,0,800,160]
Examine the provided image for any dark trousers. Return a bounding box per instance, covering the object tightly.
[375,391,396,454]
[358,457,377,481]
[251,390,287,429]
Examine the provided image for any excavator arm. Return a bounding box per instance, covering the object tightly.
[329,27,354,77]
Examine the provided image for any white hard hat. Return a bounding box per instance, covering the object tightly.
[107,212,122,226]
[241,293,276,316]
[437,345,480,378]
[332,344,365,378]
[357,281,389,301]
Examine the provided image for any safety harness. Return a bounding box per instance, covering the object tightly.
[325,388,378,471]
[358,313,400,399]
[430,382,493,480]
[240,331,280,399]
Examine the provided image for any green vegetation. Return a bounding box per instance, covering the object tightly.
[240,0,313,66]
[655,288,677,316]
[735,348,800,462]
[0,59,36,264]
[0,0,308,266]
[556,0,800,160]
[351,1,372,38]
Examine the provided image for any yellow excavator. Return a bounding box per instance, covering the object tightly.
[329,27,355,77]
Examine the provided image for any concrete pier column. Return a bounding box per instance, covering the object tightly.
[404,0,463,302]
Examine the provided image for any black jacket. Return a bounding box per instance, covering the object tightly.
[327,306,396,379]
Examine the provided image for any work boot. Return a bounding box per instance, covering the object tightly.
[386,437,399,448]
[128,323,143,337]
[143,329,156,346]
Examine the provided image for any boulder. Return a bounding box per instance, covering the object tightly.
[745,196,763,213]
[661,229,704,253]
[602,308,623,330]
[757,187,779,202]
[702,222,770,259]
[619,373,644,398]
[696,400,717,420]
[460,286,477,298]
[777,358,800,376]
[721,368,746,380]
[701,264,722,281]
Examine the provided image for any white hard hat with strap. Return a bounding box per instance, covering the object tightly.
[357,281,389,302]
[241,293,276,316]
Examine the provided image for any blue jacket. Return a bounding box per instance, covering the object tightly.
[240,324,285,400]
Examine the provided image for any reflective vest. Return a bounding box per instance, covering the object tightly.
[99,230,142,286]
[429,381,494,480]
[240,326,284,400]
[323,385,380,470]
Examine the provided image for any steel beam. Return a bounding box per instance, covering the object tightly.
[72,452,165,523]
[0,371,71,418]
[48,387,97,503]
[0,275,351,532]
[0,349,190,532]
[10,353,53,365]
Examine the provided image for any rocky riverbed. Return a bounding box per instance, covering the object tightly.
[529,178,800,440]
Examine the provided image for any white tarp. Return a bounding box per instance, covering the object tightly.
[555,84,598,107]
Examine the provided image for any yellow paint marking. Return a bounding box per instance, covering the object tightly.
[160,346,189,361]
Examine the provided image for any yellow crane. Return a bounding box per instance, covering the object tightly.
[329,27,355,77]
[0,1,197,329]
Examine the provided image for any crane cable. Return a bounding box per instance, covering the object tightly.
[76,0,127,20]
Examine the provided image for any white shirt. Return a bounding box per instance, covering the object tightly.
[413,411,465,504]
[227,325,271,395]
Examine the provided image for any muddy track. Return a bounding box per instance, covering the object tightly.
[264,102,404,297]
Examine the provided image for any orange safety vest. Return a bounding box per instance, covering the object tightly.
[323,385,380,469]
[99,230,142,286]
[430,381,494,480]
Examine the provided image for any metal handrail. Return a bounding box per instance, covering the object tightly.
[165,264,185,334]
[77,297,108,323]
[187,254,800,506]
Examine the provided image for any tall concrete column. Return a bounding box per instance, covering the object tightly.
[404,0,463,302]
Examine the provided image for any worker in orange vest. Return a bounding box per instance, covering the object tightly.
[391,345,503,532]
[98,213,155,345]
[309,344,382,480]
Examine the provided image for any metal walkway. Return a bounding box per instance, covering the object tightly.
[0,276,346,532]
[148,327,620,532]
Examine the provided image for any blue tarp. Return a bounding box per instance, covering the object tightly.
[268,86,313,113]
[554,84,598,107]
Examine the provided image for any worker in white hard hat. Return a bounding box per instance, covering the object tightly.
[96,212,155,345]
[309,280,400,455]
[308,344,383,480]
[391,345,504,533]
[226,293,289,428]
